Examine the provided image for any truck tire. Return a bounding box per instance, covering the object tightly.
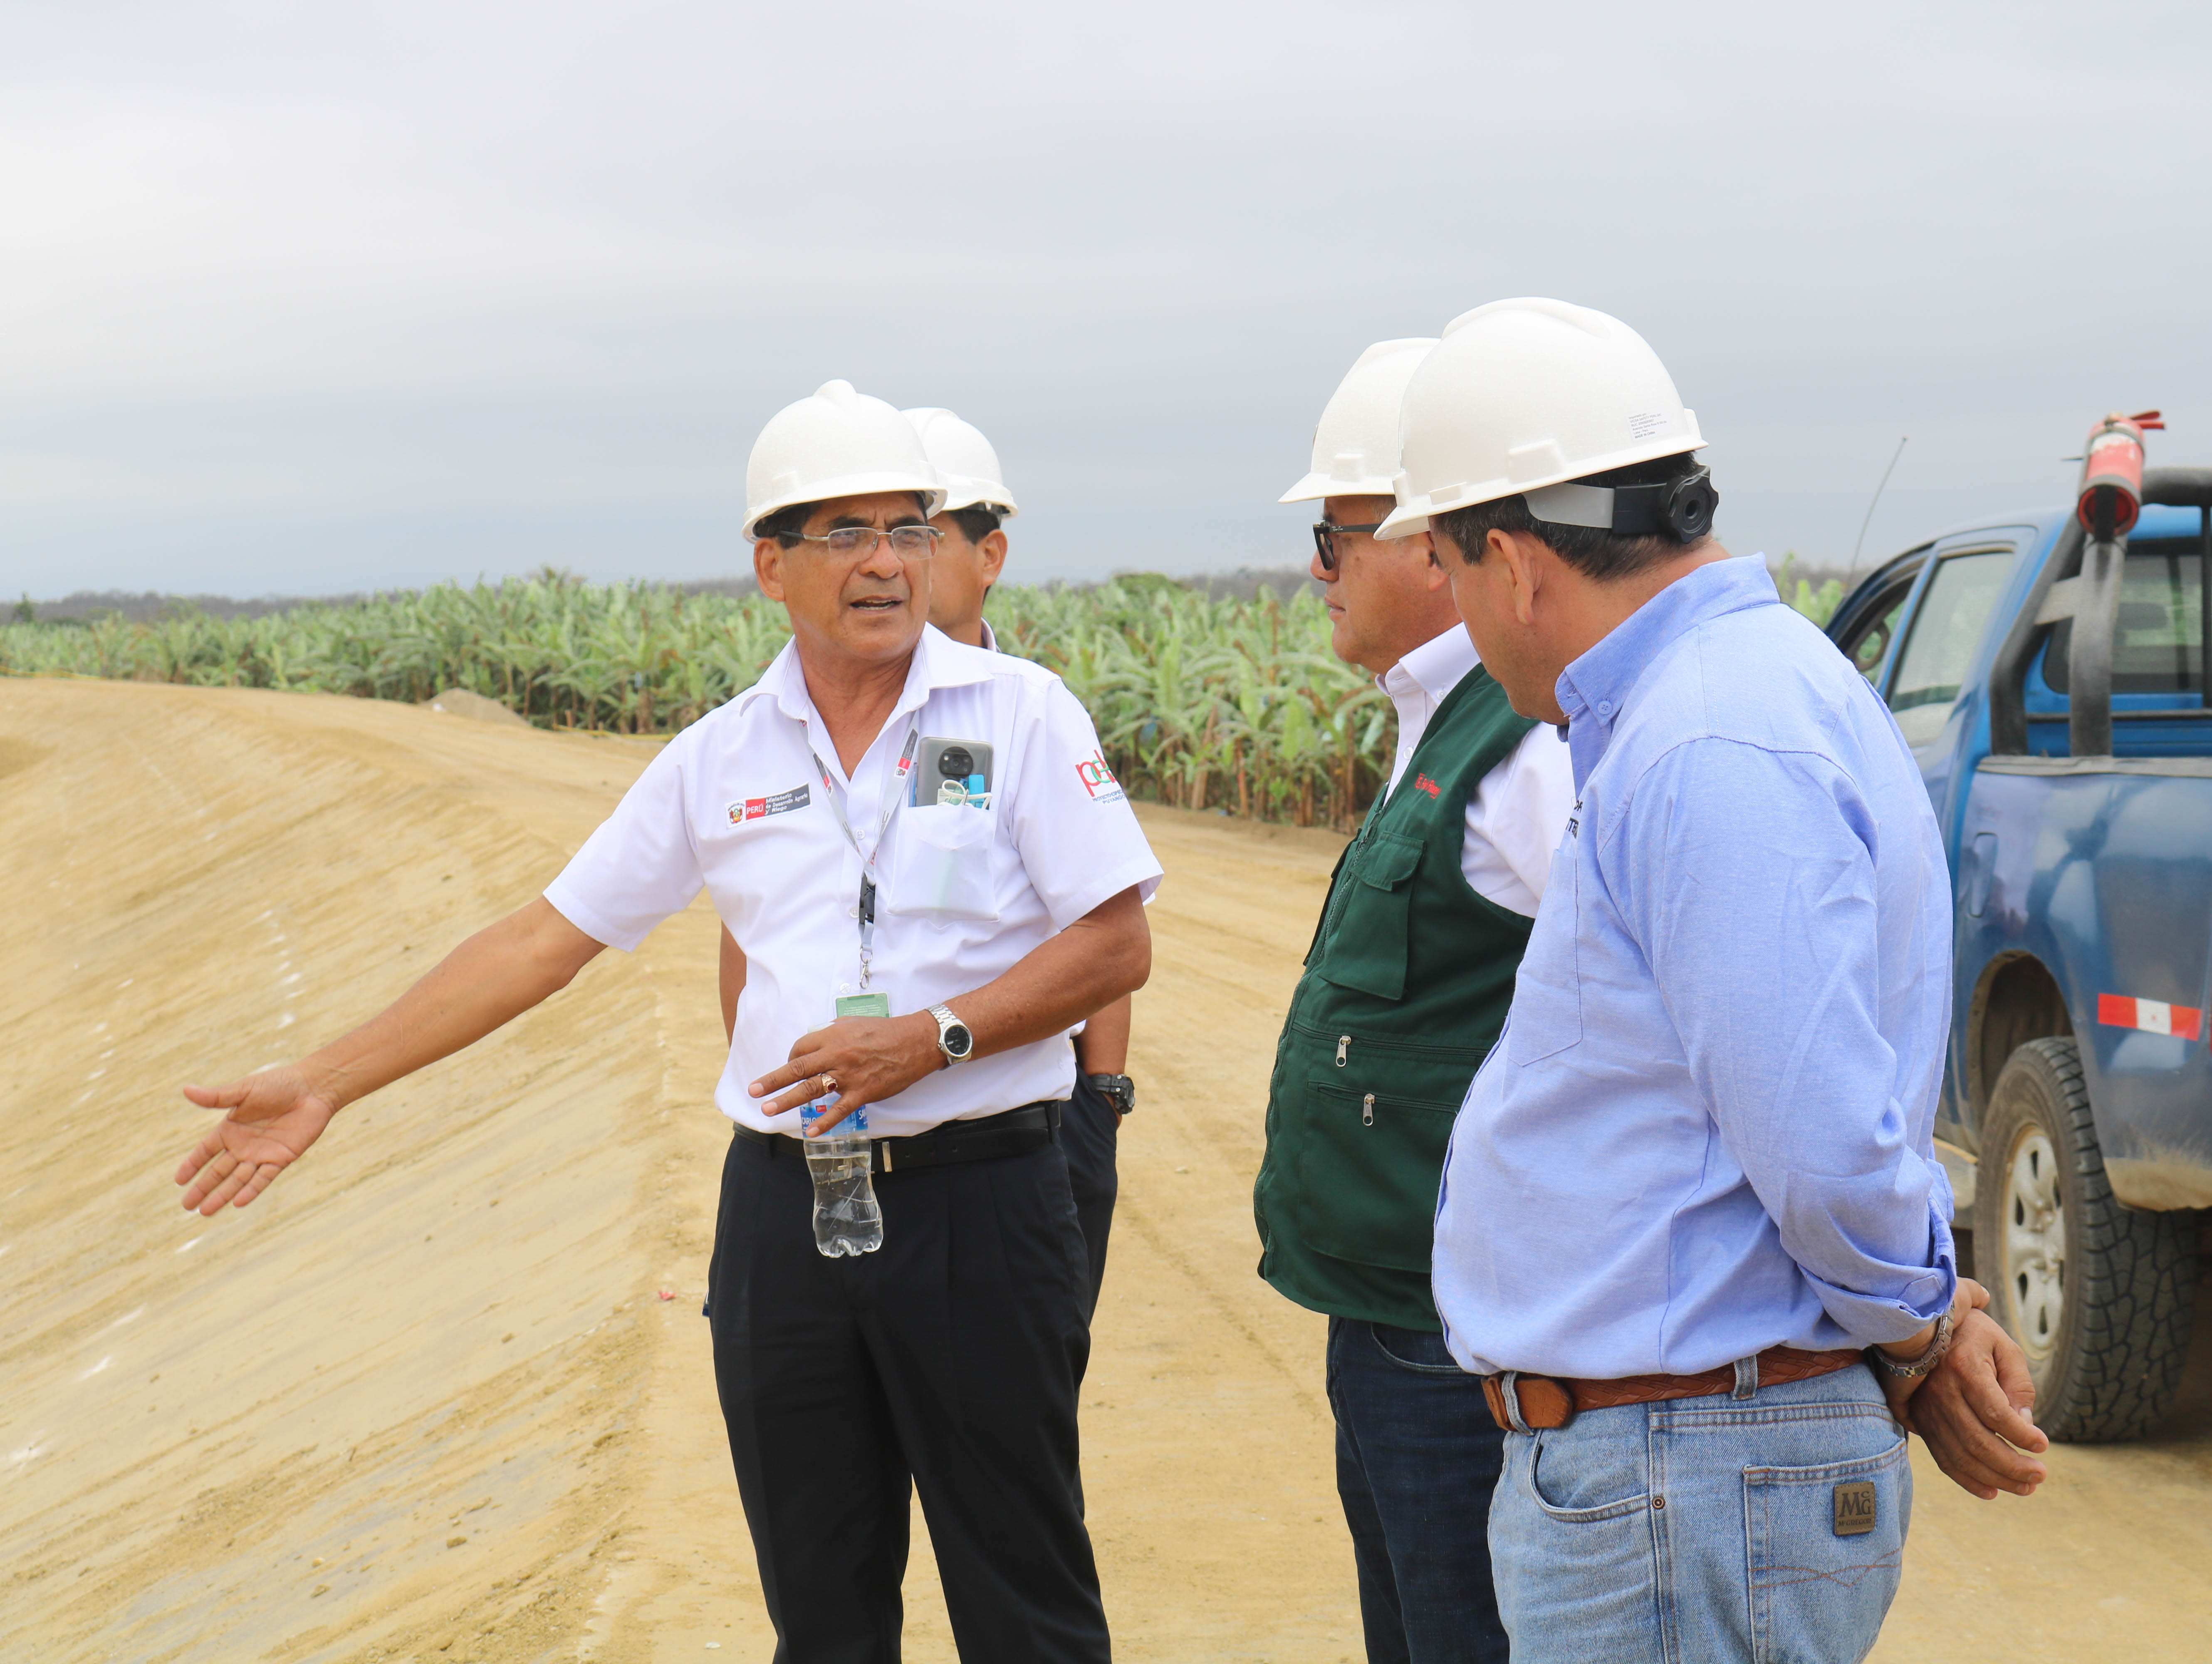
[1974,1036,2198,1441]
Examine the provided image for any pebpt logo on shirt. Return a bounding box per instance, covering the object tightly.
[1076,750,1125,804]
[728,783,811,826]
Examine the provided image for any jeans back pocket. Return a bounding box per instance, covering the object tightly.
[1743,1434,1910,1664]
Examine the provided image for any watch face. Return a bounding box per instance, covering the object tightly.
[945,1023,974,1058]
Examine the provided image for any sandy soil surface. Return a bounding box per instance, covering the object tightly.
[1,678,2207,1663]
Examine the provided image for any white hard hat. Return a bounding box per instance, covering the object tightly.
[742,379,947,540]
[1378,298,1704,540]
[903,407,1019,518]
[1279,337,1439,505]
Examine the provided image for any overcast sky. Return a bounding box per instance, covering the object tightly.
[3,0,2209,599]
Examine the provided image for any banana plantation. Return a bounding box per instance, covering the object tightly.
[2,566,1847,830]
[1,574,1393,828]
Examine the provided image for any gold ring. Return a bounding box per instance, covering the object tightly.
[819,1072,838,1095]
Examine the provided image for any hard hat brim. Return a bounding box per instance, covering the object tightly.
[935,480,1020,518]
[1278,471,1402,505]
[742,470,948,541]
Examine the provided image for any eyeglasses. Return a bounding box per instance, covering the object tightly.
[799,525,944,558]
[1311,520,1384,574]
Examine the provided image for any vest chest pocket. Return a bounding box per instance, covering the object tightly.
[1316,832,1422,1001]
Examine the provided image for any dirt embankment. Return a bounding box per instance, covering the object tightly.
[0,678,2206,1662]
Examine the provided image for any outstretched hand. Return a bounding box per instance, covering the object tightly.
[1881,1279,2049,1499]
[175,1066,340,1215]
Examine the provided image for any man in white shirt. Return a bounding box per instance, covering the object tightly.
[1253,340,1573,1664]
[717,405,1137,1320]
[176,379,1161,1664]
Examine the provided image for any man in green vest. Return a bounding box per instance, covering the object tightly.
[1256,340,1574,1664]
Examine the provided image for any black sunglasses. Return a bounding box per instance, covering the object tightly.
[1311,520,1385,574]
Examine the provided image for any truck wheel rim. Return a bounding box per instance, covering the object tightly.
[2002,1127,2067,1363]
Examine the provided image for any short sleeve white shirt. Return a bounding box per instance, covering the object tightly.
[1378,625,1575,918]
[544,626,1163,1135]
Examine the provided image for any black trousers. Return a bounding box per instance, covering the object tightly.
[1059,1074,1121,1320]
[707,1128,1109,1664]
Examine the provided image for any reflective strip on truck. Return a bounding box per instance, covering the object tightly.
[2096,993,2205,1041]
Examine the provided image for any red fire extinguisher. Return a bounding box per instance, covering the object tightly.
[2076,409,2165,537]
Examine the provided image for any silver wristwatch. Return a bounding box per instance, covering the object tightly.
[1866,1309,1956,1381]
[926,1003,975,1065]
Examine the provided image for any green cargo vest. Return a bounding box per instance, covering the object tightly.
[1254,664,1538,1332]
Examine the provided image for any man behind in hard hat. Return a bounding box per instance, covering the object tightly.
[1254,339,1574,1664]
[1390,299,2046,1662]
[174,379,1162,1664]
[717,405,1137,1319]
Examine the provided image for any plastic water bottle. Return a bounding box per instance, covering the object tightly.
[803,1099,882,1257]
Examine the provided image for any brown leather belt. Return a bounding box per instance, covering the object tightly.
[1481,1345,1867,1432]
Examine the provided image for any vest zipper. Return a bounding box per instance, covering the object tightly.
[1361,1093,1375,1127]
[1336,1035,1351,1067]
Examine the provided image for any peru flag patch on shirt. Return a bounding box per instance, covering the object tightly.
[2097,993,2205,1041]
[728,784,811,825]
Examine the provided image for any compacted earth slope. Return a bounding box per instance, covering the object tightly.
[0,678,2206,1663]
[0,679,1358,1663]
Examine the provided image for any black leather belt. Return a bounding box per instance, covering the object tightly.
[732,1099,1062,1174]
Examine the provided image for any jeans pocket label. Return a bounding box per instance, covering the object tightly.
[1832,1481,1876,1536]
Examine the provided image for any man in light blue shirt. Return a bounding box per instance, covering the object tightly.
[1380,299,2047,1663]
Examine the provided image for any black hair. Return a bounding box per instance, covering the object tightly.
[1435,454,1712,583]
[752,502,813,549]
[944,505,1005,545]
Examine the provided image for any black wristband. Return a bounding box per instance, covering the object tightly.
[1085,1073,1135,1116]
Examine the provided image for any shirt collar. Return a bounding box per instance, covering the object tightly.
[1378,623,1479,702]
[764,622,996,731]
[1555,555,1780,782]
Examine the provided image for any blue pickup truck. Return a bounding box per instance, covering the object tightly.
[1828,469,2212,1439]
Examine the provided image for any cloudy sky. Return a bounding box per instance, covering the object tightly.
[3,0,2209,598]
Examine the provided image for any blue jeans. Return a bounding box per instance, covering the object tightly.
[1326,1318,1509,1664]
[1490,1362,1910,1664]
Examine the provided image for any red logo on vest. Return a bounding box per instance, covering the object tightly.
[1413,773,1443,799]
